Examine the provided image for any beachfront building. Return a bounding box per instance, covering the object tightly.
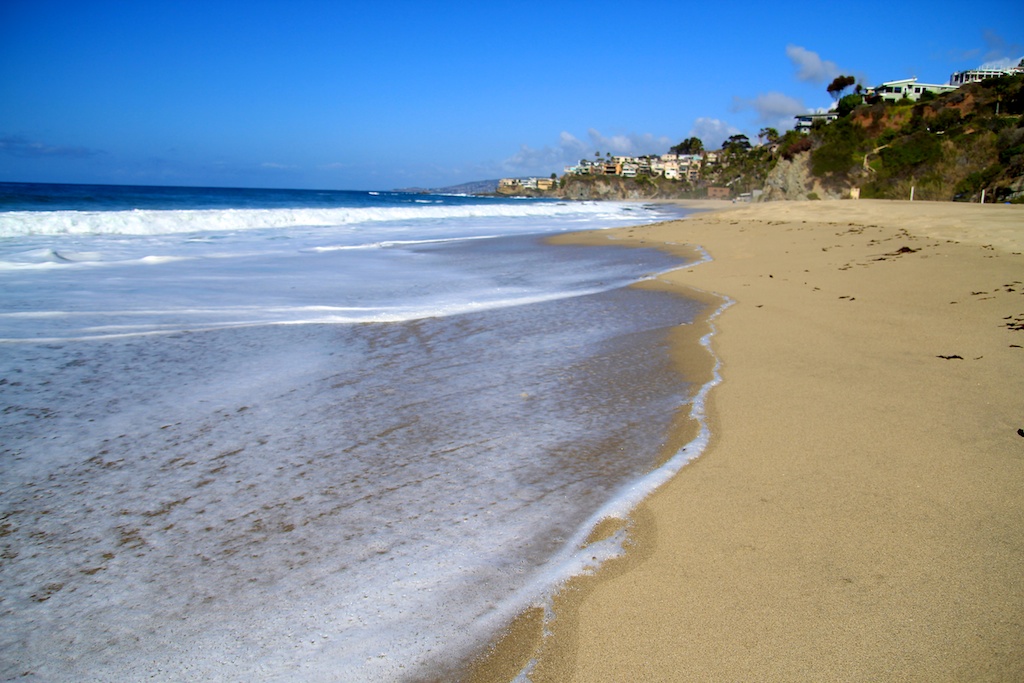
[601,160,621,175]
[653,157,679,180]
[949,58,1024,86]
[679,154,702,181]
[564,159,598,175]
[864,78,957,103]
[497,178,522,193]
[497,177,556,194]
[563,153,704,181]
[794,112,839,133]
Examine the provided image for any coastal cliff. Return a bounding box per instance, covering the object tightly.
[760,152,842,201]
[494,176,702,201]
[554,176,697,201]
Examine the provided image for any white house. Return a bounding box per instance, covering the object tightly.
[949,58,1024,86]
[866,78,956,102]
[794,112,839,133]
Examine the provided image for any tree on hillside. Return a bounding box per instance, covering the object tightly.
[837,92,864,117]
[827,75,857,101]
[722,134,751,154]
[670,137,704,155]
[758,127,780,145]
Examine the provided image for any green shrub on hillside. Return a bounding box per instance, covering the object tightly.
[810,117,868,177]
[876,128,899,147]
[779,130,812,160]
[878,131,942,174]
[953,164,1003,200]
[837,93,864,117]
[979,74,1024,115]
[929,108,962,133]
[997,124,1024,169]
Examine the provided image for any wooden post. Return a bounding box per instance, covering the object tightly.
[910,186,915,201]
[981,189,986,204]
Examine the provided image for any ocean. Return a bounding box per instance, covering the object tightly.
[0,183,716,681]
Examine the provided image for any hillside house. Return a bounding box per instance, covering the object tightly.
[497,177,556,194]
[865,78,956,102]
[564,153,703,181]
[794,112,839,133]
[949,58,1024,86]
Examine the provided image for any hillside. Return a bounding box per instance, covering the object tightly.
[766,73,1024,202]
[460,73,1023,203]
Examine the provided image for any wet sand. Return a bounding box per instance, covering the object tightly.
[472,199,1024,681]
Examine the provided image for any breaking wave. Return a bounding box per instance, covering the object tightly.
[0,202,626,237]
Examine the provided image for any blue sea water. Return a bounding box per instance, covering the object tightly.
[0,183,714,681]
[0,181,483,211]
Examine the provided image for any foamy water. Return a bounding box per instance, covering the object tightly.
[0,184,712,681]
[0,191,685,341]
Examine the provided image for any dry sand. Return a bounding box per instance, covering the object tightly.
[470,199,1024,682]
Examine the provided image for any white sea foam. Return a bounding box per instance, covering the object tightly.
[0,201,628,237]
[0,189,712,681]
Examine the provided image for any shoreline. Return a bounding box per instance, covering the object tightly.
[469,199,1024,681]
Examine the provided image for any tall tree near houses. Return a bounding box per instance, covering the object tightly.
[669,137,704,155]
[827,75,857,101]
[722,134,751,153]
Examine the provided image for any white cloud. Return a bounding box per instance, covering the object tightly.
[584,129,674,156]
[732,92,808,131]
[499,128,673,176]
[500,136,581,175]
[689,118,741,150]
[785,44,842,84]
[979,55,1023,70]
[260,162,296,170]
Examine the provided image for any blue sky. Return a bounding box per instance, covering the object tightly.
[2,0,1022,191]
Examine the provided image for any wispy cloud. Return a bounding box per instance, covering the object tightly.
[689,118,741,150]
[260,161,297,170]
[732,92,809,130]
[785,45,842,84]
[0,135,103,159]
[980,29,1023,66]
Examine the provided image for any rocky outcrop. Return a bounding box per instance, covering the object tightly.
[555,176,694,200]
[760,151,850,201]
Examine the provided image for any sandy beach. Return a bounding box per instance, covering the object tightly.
[470,199,1024,681]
